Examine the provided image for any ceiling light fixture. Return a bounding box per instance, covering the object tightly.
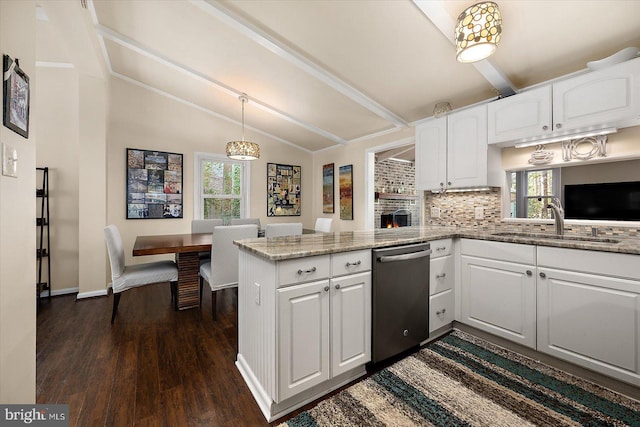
[514,128,617,149]
[226,94,260,161]
[455,2,502,63]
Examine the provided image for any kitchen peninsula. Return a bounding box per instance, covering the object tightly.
[234,226,640,421]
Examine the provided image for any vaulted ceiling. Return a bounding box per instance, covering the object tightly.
[36,0,640,154]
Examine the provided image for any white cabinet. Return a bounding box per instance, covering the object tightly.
[416,105,501,192]
[488,57,640,146]
[459,239,537,348]
[278,279,330,401]
[537,247,640,386]
[429,239,454,333]
[277,267,371,401]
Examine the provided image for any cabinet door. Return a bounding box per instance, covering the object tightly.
[447,105,488,188]
[487,86,552,144]
[330,272,371,377]
[553,57,640,131]
[537,268,640,386]
[277,280,330,402]
[460,255,536,348]
[415,117,447,192]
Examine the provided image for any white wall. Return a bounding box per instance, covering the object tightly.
[0,0,37,404]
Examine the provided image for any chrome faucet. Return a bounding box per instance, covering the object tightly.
[547,197,564,235]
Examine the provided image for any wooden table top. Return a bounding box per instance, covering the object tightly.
[133,233,212,256]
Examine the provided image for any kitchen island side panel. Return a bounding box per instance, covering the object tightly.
[238,249,278,399]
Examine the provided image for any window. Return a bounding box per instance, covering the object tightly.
[509,168,560,219]
[194,153,250,220]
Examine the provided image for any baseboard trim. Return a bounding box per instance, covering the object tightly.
[76,289,109,300]
[39,287,79,297]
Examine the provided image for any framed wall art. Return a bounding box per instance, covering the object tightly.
[322,163,334,214]
[3,55,30,138]
[267,162,301,216]
[339,164,353,220]
[126,148,183,219]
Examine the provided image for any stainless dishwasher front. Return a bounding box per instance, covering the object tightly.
[371,242,431,363]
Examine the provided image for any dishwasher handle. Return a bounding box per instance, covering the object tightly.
[378,249,432,263]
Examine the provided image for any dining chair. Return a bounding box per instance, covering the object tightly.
[199,224,259,320]
[264,222,303,238]
[314,218,333,233]
[230,218,261,228]
[104,225,178,324]
[191,218,224,234]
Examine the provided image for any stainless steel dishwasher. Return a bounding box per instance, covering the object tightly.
[371,242,431,363]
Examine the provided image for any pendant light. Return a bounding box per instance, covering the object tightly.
[455,2,502,63]
[226,94,260,160]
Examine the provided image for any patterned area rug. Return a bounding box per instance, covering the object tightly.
[279,330,640,426]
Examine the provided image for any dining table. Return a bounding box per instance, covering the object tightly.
[133,233,211,310]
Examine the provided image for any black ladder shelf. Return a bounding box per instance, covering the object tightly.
[37,167,51,303]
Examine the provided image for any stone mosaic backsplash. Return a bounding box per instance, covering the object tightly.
[424,187,640,239]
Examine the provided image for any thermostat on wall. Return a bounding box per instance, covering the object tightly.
[2,143,18,178]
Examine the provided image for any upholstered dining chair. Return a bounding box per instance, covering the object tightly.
[264,222,303,238]
[314,218,333,233]
[199,224,259,320]
[230,217,261,228]
[104,225,178,324]
[191,218,224,234]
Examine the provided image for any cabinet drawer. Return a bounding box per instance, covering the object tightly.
[430,289,454,333]
[331,250,371,277]
[278,255,331,287]
[430,238,452,258]
[430,254,454,295]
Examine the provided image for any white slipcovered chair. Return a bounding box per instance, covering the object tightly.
[230,218,261,228]
[191,218,224,234]
[104,225,178,324]
[264,222,303,238]
[199,224,259,320]
[314,218,333,233]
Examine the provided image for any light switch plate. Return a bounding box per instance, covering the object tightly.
[475,207,484,220]
[430,207,441,218]
[2,143,18,178]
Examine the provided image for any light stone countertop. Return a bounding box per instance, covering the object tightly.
[235,226,640,261]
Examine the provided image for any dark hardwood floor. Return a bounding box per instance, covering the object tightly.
[36,285,270,426]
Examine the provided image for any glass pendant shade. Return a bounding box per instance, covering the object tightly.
[455,2,502,63]
[226,94,260,160]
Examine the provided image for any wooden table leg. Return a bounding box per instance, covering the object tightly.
[175,252,200,310]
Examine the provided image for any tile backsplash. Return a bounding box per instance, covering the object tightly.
[423,187,639,238]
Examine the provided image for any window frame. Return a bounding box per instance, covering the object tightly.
[193,152,251,220]
[510,168,561,219]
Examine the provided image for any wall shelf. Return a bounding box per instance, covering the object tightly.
[375,192,418,201]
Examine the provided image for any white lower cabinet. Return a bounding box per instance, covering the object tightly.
[277,271,371,402]
[537,247,640,386]
[460,239,537,348]
[429,239,454,333]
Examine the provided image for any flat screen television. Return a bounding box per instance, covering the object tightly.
[564,181,640,221]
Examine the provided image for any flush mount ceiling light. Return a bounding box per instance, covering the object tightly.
[455,2,502,63]
[226,94,260,161]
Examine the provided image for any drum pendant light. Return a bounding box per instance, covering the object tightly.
[455,2,502,63]
[226,94,260,160]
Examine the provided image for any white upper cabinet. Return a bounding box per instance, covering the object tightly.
[488,57,640,146]
[416,104,500,191]
[487,86,552,144]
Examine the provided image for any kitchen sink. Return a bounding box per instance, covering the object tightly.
[491,231,620,244]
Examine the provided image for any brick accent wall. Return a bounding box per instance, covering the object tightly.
[374,159,419,228]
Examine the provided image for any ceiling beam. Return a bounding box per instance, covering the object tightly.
[94,23,349,145]
[191,0,409,128]
[376,145,414,162]
[412,0,516,97]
